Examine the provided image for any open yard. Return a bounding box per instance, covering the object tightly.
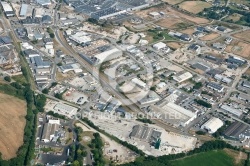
[200,33,220,41]
[233,30,250,43]
[179,1,212,14]
[172,149,246,166]
[0,93,26,160]
[226,41,250,59]
[224,13,243,22]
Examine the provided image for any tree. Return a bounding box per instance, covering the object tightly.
[72,160,80,166]
[42,88,49,94]
[4,76,11,82]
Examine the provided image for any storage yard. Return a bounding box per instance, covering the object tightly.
[87,113,197,156]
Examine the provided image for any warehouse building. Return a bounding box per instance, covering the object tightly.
[132,77,147,89]
[173,71,193,83]
[220,104,243,117]
[201,117,223,133]
[54,103,78,117]
[129,124,162,148]
[69,31,91,45]
[1,2,15,17]
[153,42,167,50]
[19,4,28,17]
[242,81,250,89]
[41,119,60,143]
[223,121,250,141]
[80,47,122,65]
[162,102,197,127]
[207,82,224,92]
[226,56,246,66]
[36,0,51,6]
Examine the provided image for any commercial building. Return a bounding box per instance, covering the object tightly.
[223,121,250,141]
[207,82,224,92]
[201,117,223,133]
[220,104,243,117]
[173,71,193,83]
[1,2,15,17]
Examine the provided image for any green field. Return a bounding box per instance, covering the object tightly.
[172,150,236,166]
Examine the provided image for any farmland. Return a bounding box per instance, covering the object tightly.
[0,93,26,160]
[172,149,246,166]
[179,1,212,14]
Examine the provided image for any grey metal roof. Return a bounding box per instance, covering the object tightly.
[223,121,250,140]
[20,4,28,16]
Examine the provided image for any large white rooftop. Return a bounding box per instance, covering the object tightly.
[173,72,193,83]
[1,2,13,12]
[201,117,223,133]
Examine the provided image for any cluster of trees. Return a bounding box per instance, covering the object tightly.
[82,118,145,156]
[194,99,212,108]
[4,76,11,82]
[193,82,202,90]
[55,92,63,99]
[67,144,87,166]
[42,82,58,94]
[0,82,37,165]
[136,118,154,124]
[47,27,55,38]
[199,6,250,26]
[47,111,66,120]
[89,133,105,166]
[34,94,47,112]
[213,120,231,138]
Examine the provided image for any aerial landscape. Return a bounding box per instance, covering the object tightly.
[1,0,250,165]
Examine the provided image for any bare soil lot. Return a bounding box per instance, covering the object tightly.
[233,30,250,43]
[135,5,209,26]
[200,33,220,41]
[0,93,26,160]
[166,42,184,49]
[179,1,212,14]
[155,17,186,29]
[162,0,184,5]
[181,28,196,35]
[226,40,250,59]
[166,7,209,24]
